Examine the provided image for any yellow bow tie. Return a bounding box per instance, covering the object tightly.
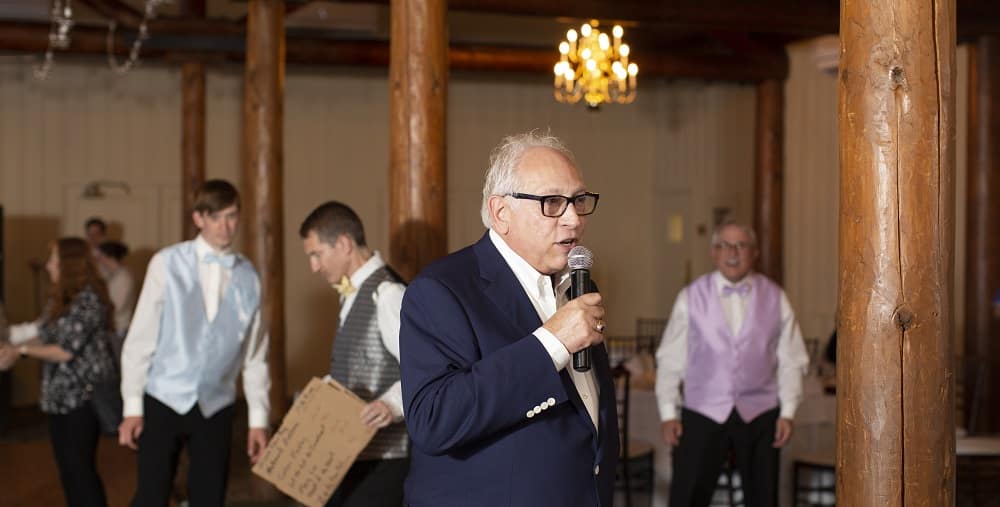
[332,275,357,296]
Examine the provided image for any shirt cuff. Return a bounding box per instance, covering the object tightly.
[780,402,799,420]
[533,328,570,371]
[379,383,405,421]
[8,322,39,345]
[659,404,679,422]
[123,396,144,418]
[248,406,269,429]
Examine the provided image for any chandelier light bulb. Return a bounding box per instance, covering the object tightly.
[554,63,562,76]
[581,24,592,37]
[559,42,569,55]
[581,48,592,60]
[628,63,639,76]
[613,25,623,38]
[586,59,597,71]
[612,61,623,74]
[598,33,610,51]
[619,44,630,57]
[567,29,578,42]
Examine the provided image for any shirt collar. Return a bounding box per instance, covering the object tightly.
[489,229,568,299]
[194,234,231,262]
[349,251,386,291]
[713,270,753,293]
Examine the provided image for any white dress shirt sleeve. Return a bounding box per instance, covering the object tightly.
[241,310,271,428]
[655,289,689,422]
[533,328,572,371]
[8,321,40,345]
[776,290,810,419]
[375,280,406,420]
[120,252,167,418]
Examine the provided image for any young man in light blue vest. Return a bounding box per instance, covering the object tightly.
[300,201,409,507]
[119,179,270,506]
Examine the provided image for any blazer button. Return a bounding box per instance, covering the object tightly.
[532,406,542,415]
[594,465,600,475]
[547,397,556,406]
[526,410,535,418]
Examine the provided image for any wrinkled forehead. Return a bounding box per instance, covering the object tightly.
[515,147,584,193]
[718,225,753,244]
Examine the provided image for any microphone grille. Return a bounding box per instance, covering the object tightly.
[567,245,594,270]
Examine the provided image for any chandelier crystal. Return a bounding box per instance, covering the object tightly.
[554,20,638,108]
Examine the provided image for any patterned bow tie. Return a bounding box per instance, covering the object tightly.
[722,283,751,297]
[203,252,236,269]
[332,275,357,296]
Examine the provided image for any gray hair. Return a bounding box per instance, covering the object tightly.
[710,221,758,247]
[480,131,577,229]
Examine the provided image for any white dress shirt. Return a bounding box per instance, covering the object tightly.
[489,229,600,431]
[337,251,406,420]
[655,271,809,422]
[120,235,271,428]
[106,265,136,336]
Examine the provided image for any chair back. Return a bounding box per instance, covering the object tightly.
[635,317,668,354]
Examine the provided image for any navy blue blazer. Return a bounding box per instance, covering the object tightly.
[400,233,618,507]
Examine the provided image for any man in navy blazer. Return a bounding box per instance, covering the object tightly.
[399,131,618,507]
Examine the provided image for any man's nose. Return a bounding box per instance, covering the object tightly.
[560,204,582,225]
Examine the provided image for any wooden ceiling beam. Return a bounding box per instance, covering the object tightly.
[337,0,1000,39]
[0,20,787,81]
[339,0,841,36]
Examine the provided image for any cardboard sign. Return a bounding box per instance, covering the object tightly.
[252,377,376,507]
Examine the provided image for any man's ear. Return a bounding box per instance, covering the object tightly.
[488,195,510,235]
[335,234,354,253]
[191,211,205,232]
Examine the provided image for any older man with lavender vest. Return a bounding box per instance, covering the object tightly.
[655,222,809,507]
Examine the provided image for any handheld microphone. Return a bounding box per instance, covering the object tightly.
[567,245,595,372]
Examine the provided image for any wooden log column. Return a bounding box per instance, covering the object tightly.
[243,0,288,421]
[965,35,1000,433]
[838,0,956,505]
[753,78,784,283]
[181,61,205,240]
[388,0,448,281]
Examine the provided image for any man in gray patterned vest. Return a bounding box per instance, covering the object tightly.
[300,201,409,507]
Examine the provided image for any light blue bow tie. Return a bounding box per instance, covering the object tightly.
[203,252,236,268]
[722,283,751,297]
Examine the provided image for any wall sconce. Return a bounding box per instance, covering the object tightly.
[81,180,131,199]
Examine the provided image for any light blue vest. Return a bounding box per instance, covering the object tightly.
[144,241,260,418]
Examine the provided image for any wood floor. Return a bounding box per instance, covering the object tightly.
[0,406,293,507]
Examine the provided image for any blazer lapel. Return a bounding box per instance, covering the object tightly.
[474,234,544,336]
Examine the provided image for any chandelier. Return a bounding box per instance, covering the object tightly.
[553,20,638,108]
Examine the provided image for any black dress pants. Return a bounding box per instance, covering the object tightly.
[325,457,410,507]
[130,395,234,507]
[48,402,108,507]
[669,407,780,507]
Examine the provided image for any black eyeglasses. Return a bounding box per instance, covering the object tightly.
[507,192,600,218]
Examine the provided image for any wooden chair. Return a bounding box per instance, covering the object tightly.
[792,450,836,506]
[635,317,668,355]
[612,365,655,507]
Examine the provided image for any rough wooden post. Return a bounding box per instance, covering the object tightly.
[181,61,205,240]
[388,0,448,281]
[244,0,288,421]
[838,0,956,505]
[753,77,785,283]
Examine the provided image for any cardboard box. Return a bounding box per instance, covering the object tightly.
[252,377,376,507]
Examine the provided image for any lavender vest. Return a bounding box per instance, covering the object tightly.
[683,273,781,423]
